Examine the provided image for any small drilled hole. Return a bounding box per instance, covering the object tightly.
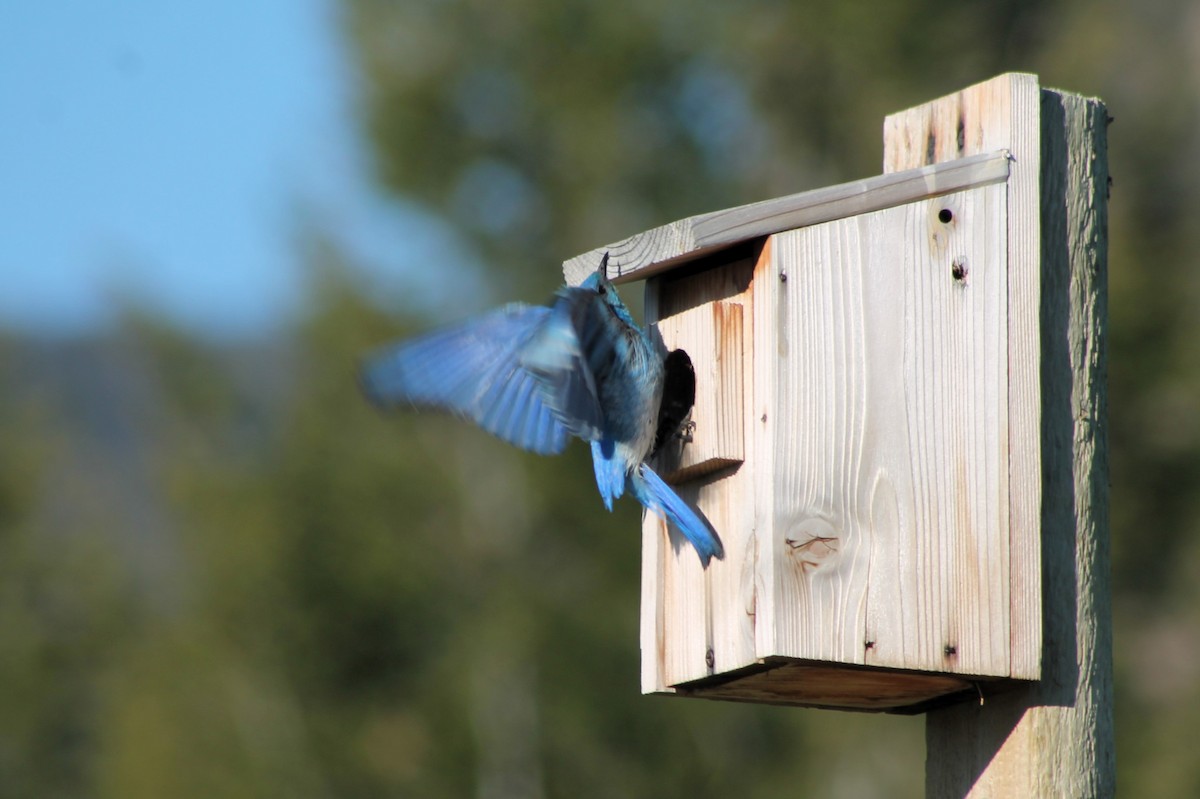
[938,208,954,224]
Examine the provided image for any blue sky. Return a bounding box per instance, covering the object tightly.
[0,1,480,339]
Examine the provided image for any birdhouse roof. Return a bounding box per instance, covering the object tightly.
[562,150,1009,286]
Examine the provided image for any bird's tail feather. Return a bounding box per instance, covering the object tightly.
[631,463,724,567]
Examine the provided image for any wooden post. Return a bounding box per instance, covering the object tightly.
[885,77,1114,796]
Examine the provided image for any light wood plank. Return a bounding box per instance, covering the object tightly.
[757,185,1009,677]
[650,298,745,482]
[884,71,1042,681]
[641,253,760,690]
[563,151,1010,286]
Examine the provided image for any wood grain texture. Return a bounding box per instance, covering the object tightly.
[641,181,1014,697]
[641,251,760,691]
[885,72,1043,681]
[756,187,1009,677]
[648,280,746,483]
[921,83,1114,798]
[563,152,1010,287]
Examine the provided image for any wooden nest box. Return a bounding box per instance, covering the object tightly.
[564,73,1049,712]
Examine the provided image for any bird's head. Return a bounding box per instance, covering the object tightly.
[584,252,637,327]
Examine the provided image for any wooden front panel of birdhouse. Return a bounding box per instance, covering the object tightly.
[755,184,1010,678]
[642,246,759,690]
[642,183,1015,702]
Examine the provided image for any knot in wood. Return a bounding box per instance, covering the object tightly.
[784,518,840,573]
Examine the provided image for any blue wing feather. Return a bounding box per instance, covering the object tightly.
[361,305,569,455]
[519,288,607,440]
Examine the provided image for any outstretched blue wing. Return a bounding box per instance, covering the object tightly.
[361,304,569,455]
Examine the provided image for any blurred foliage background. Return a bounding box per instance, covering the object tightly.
[3,0,1198,796]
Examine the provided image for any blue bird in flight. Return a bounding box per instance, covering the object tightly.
[360,255,724,567]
